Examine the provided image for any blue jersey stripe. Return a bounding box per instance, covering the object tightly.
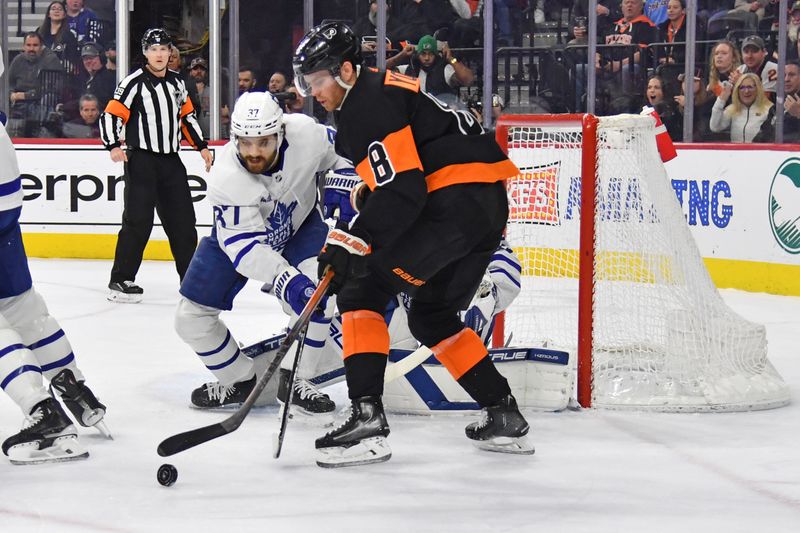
[205,349,240,370]
[0,177,21,197]
[40,352,75,372]
[27,329,66,351]
[489,267,521,288]
[1,365,42,389]
[223,231,269,247]
[490,253,522,272]
[197,330,232,357]
[0,343,26,358]
[233,240,260,269]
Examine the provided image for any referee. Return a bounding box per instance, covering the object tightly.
[100,28,213,303]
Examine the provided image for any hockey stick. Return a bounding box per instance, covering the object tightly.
[384,345,433,382]
[156,270,334,457]
[271,343,433,460]
[272,319,310,459]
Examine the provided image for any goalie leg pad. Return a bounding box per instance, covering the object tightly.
[316,436,392,468]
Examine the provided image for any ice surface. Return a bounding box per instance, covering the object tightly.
[0,259,798,532]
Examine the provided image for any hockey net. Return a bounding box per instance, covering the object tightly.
[494,113,789,412]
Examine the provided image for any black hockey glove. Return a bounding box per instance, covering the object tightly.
[318,224,371,295]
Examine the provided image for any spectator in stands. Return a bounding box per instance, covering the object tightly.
[595,0,656,98]
[570,0,621,43]
[710,72,773,142]
[736,35,777,96]
[238,67,258,96]
[169,46,200,113]
[283,86,306,115]
[645,0,669,25]
[757,59,800,143]
[707,40,741,100]
[6,32,62,137]
[84,0,114,45]
[468,92,505,126]
[352,0,410,51]
[38,1,79,67]
[104,40,116,71]
[389,34,474,103]
[493,0,520,46]
[395,0,459,42]
[645,74,682,139]
[658,0,687,64]
[189,57,210,137]
[65,0,98,43]
[447,0,482,48]
[675,69,716,141]
[76,42,115,111]
[268,71,289,93]
[61,93,100,138]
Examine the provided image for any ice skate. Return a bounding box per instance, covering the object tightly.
[277,368,335,422]
[315,395,391,468]
[50,369,111,439]
[465,394,535,455]
[190,375,256,409]
[107,281,143,303]
[2,398,89,465]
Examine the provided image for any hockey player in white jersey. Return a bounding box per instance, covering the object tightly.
[0,48,109,465]
[174,91,351,416]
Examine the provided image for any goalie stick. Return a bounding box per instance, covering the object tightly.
[156,270,334,457]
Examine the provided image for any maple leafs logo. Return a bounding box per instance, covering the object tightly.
[265,200,298,251]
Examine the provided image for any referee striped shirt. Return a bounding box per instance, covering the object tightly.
[100,67,207,154]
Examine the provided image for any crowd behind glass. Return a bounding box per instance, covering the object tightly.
[3,0,799,144]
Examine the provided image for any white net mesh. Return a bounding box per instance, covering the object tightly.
[502,114,789,412]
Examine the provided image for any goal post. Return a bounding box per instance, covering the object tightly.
[494,113,790,412]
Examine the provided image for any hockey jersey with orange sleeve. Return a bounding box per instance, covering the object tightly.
[333,68,519,246]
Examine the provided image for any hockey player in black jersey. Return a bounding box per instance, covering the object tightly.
[293,22,534,467]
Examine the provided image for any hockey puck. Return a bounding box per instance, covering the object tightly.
[157,463,178,487]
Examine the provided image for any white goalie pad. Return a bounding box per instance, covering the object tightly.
[382,346,575,413]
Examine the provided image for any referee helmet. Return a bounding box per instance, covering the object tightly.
[141,28,172,53]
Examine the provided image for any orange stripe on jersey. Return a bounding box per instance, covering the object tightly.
[425,159,520,192]
[384,70,420,92]
[431,328,488,380]
[341,310,390,359]
[181,123,198,149]
[355,125,423,190]
[180,99,195,118]
[104,99,131,124]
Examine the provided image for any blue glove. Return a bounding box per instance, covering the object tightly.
[272,266,327,317]
[0,110,7,126]
[323,168,361,223]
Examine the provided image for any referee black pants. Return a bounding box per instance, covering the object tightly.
[111,150,198,284]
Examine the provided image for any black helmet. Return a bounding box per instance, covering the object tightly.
[141,28,172,53]
[292,22,361,94]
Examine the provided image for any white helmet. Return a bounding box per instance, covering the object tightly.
[230,91,284,145]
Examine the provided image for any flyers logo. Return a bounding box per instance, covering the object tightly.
[384,70,420,92]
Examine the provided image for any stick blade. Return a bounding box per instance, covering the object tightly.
[157,422,229,457]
